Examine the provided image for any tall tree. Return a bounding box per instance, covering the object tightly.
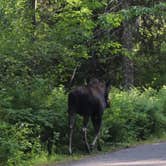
[121,0,134,88]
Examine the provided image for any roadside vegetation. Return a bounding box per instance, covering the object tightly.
[1,86,166,165]
[0,0,166,165]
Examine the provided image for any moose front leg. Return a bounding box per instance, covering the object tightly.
[82,116,90,153]
[68,112,76,155]
[91,115,102,151]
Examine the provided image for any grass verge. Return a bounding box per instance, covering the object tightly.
[31,134,166,166]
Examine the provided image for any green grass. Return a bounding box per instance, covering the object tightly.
[31,133,166,166]
[31,153,86,166]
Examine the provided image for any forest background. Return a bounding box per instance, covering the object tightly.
[0,0,166,165]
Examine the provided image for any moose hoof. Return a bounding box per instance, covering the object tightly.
[85,145,91,153]
[86,149,91,153]
[90,144,94,151]
[97,144,102,151]
[69,152,72,155]
[69,149,73,155]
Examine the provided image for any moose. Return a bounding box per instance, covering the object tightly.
[68,79,110,154]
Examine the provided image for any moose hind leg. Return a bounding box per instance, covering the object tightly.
[68,112,76,154]
[82,116,90,153]
[91,115,102,151]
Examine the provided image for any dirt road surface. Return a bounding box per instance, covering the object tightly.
[56,142,166,166]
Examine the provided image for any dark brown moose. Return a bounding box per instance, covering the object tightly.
[68,79,110,154]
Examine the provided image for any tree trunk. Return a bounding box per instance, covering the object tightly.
[27,0,37,41]
[30,0,37,26]
[122,0,134,89]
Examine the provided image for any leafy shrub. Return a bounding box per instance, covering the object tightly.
[0,84,166,165]
[102,86,166,144]
[0,122,41,166]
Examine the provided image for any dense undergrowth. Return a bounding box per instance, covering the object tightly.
[0,82,166,166]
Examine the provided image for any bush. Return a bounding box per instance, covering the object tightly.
[0,122,41,166]
[0,84,166,165]
[102,86,166,144]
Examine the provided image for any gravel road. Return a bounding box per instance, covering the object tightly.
[56,142,166,166]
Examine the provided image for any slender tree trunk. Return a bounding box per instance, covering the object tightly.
[28,0,37,41]
[122,0,134,89]
[30,0,37,26]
